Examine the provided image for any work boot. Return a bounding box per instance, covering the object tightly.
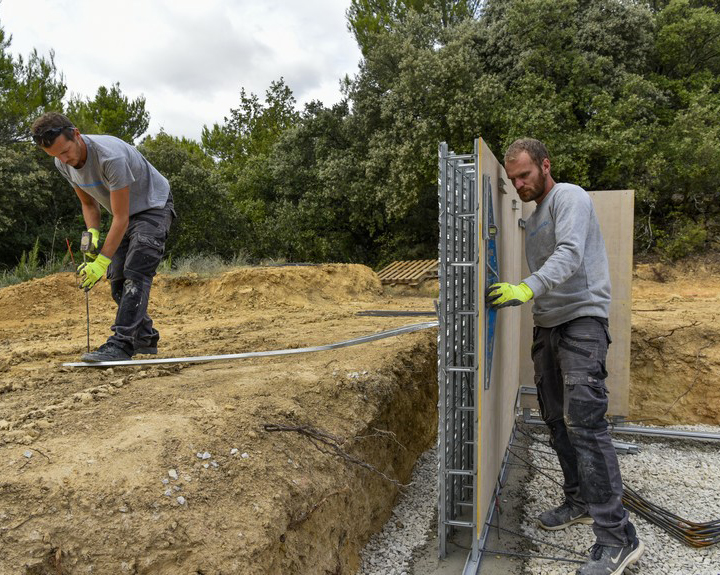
[81,342,132,362]
[538,500,593,530]
[576,523,644,575]
[134,335,159,355]
[133,344,158,355]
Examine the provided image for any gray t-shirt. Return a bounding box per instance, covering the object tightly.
[55,135,170,216]
[521,183,611,328]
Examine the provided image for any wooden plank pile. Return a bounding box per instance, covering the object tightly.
[377,259,438,286]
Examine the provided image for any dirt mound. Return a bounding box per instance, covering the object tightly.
[153,264,382,312]
[0,265,381,326]
[0,273,114,325]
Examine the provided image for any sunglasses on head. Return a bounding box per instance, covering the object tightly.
[32,126,74,147]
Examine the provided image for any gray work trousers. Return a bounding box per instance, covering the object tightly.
[106,196,174,354]
[532,316,631,547]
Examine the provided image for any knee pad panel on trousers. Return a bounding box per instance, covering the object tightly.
[564,376,614,504]
[110,280,124,305]
[125,233,165,280]
[576,442,614,504]
[564,376,608,430]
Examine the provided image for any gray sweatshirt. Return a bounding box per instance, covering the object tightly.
[521,183,611,328]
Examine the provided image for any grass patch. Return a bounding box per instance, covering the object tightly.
[158,252,251,277]
[2,249,268,288]
[0,239,73,289]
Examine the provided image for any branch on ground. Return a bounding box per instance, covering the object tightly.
[645,321,701,343]
[263,423,410,488]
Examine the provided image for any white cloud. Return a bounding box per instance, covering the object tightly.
[0,0,361,140]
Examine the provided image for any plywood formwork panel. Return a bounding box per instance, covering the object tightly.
[476,140,526,534]
[518,190,635,417]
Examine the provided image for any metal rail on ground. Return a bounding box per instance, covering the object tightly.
[63,321,439,368]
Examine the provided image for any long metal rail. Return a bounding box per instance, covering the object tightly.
[522,413,720,442]
[63,321,438,368]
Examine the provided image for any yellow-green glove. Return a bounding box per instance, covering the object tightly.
[485,282,534,309]
[84,228,100,261]
[77,254,111,290]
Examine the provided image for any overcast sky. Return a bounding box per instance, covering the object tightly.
[0,0,362,141]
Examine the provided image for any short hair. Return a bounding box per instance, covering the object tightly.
[504,138,550,171]
[31,112,76,147]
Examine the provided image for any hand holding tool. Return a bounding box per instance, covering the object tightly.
[79,231,94,353]
[81,228,100,261]
[77,254,111,291]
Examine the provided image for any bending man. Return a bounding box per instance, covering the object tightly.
[32,112,174,362]
[486,138,643,575]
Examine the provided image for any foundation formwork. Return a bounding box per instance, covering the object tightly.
[438,138,635,574]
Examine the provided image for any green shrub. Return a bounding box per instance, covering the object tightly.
[654,217,708,261]
[0,238,72,288]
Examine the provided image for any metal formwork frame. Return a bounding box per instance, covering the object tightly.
[438,140,481,561]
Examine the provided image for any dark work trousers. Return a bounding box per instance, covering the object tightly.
[106,196,174,354]
[532,316,630,547]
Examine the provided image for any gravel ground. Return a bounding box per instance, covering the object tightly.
[358,449,437,575]
[521,423,720,575]
[358,423,720,575]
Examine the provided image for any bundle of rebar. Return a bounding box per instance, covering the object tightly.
[623,484,720,548]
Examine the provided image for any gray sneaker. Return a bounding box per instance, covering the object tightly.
[538,500,593,530]
[576,528,645,575]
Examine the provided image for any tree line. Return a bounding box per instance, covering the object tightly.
[2,0,719,272]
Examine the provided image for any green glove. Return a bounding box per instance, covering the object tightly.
[77,254,111,290]
[485,282,534,309]
[84,228,100,261]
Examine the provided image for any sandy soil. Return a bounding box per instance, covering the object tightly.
[630,260,720,425]
[1,261,718,574]
[0,265,438,575]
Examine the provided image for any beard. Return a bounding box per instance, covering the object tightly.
[517,179,545,202]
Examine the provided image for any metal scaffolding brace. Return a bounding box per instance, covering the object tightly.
[437,140,481,564]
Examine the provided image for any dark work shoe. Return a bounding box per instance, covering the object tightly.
[81,343,132,362]
[576,535,645,575]
[133,345,158,355]
[539,500,593,530]
[134,335,159,355]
